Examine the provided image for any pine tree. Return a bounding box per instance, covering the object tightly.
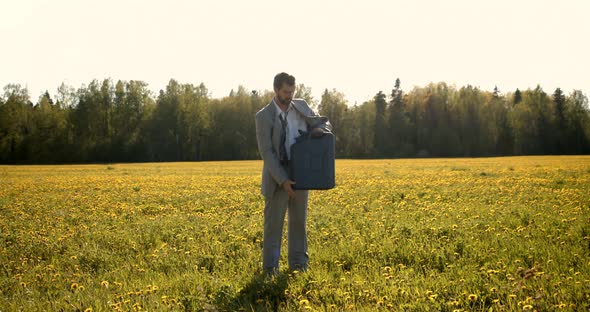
[387,78,410,156]
[374,91,388,157]
[553,88,566,153]
[514,88,522,105]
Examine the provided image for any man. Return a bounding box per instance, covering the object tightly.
[255,72,331,274]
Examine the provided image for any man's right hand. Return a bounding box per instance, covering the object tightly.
[282,179,296,198]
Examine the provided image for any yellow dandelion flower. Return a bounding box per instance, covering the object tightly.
[523,304,533,310]
[101,281,109,288]
[84,308,93,312]
[71,283,79,290]
[299,299,309,305]
[468,294,478,301]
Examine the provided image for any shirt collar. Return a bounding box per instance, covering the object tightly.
[273,98,292,118]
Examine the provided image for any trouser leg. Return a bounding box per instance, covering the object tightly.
[288,189,309,270]
[262,188,288,271]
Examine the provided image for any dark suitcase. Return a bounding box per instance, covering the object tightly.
[289,132,335,190]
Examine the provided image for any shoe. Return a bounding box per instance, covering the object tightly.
[289,263,308,272]
[263,267,279,277]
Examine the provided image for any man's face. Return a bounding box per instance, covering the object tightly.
[275,83,295,106]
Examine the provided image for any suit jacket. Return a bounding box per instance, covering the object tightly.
[255,98,332,198]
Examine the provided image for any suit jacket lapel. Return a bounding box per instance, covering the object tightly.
[268,100,283,155]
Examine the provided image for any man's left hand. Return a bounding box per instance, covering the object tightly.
[311,127,325,137]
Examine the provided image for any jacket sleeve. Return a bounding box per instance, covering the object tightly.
[255,111,289,186]
[294,99,333,133]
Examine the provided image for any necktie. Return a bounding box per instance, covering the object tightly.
[279,112,288,164]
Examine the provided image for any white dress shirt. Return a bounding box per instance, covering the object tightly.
[274,99,307,160]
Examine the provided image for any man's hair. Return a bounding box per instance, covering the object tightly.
[273,72,296,90]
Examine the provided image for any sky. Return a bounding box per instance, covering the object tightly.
[1,0,589,105]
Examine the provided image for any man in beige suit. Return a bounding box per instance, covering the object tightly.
[255,72,331,274]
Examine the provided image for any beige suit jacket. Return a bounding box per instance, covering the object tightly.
[255,98,331,198]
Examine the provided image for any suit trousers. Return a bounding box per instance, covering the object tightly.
[262,177,309,272]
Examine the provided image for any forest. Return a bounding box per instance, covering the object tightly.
[1,78,589,163]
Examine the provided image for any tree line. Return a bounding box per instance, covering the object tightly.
[1,78,589,164]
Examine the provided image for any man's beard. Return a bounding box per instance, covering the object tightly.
[277,96,292,106]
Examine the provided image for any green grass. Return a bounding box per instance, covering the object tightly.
[0,156,589,311]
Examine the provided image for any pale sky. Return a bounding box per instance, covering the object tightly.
[1,0,589,104]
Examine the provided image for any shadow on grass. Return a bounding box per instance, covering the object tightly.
[217,271,290,312]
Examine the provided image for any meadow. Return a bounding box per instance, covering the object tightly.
[0,157,589,311]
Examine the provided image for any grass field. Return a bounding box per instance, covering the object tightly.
[1,157,589,311]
